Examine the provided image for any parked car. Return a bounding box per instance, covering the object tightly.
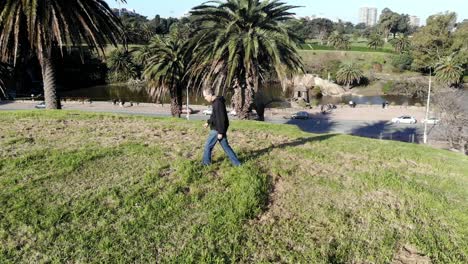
[391,116,417,124]
[422,117,440,125]
[291,111,309,120]
[35,102,46,109]
[202,106,212,115]
[228,109,237,116]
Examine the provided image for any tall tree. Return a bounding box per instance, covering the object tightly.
[410,12,457,71]
[142,33,188,117]
[0,0,124,109]
[189,0,304,120]
[451,22,468,72]
[312,18,335,45]
[378,8,400,42]
[391,14,410,37]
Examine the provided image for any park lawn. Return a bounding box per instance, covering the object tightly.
[0,111,467,263]
[298,49,396,74]
[300,44,394,54]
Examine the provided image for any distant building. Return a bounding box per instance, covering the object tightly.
[409,16,421,27]
[359,7,377,26]
[111,8,138,17]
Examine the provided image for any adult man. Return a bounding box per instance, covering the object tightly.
[202,90,241,166]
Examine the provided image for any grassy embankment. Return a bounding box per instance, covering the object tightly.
[0,111,467,263]
[298,49,396,74]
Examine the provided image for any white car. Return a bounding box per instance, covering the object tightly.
[202,107,212,115]
[291,111,309,120]
[391,116,417,124]
[228,109,237,116]
[422,117,440,125]
[35,102,46,109]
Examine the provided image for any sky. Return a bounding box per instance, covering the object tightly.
[105,0,468,24]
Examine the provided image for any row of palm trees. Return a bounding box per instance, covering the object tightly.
[327,31,410,53]
[139,0,304,119]
[326,31,464,87]
[0,0,463,115]
[0,0,305,119]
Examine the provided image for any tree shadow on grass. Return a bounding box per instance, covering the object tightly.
[242,134,338,161]
[350,121,421,143]
[285,112,338,134]
[350,121,391,138]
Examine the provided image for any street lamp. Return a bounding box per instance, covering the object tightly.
[423,68,432,144]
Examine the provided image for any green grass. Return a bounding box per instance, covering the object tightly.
[301,43,394,54]
[1,111,467,263]
[298,50,396,75]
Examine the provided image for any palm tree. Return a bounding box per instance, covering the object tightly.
[0,62,12,98]
[327,31,350,50]
[390,35,410,53]
[189,0,304,120]
[142,36,188,117]
[435,55,464,87]
[367,34,385,50]
[336,63,364,89]
[0,0,124,109]
[107,48,138,83]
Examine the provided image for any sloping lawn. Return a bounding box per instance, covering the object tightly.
[0,111,467,263]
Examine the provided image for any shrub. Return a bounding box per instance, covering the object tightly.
[319,60,341,80]
[311,98,320,107]
[107,48,139,83]
[391,53,413,72]
[311,86,322,97]
[382,81,393,94]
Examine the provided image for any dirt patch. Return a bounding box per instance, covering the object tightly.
[393,245,431,264]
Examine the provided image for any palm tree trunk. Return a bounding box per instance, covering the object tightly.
[232,81,247,119]
[233,76,255,120]
[170,97,181,117]
[168,75,181,117]
[42,56,61,109]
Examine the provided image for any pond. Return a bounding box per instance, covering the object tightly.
[61,83,425,107]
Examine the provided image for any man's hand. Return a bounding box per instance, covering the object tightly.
[217,134,223,140]
[203,122,209,128]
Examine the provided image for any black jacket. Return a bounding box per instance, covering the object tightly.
[208,96,229,134]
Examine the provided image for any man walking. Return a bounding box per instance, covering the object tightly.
[202,90,241,166]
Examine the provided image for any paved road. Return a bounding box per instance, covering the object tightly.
[0,101,442,143]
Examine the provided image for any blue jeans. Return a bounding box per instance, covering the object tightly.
[203,130,241,166]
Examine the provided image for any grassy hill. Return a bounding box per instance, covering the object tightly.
[0,111,467,263]
[298,50,397,75]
